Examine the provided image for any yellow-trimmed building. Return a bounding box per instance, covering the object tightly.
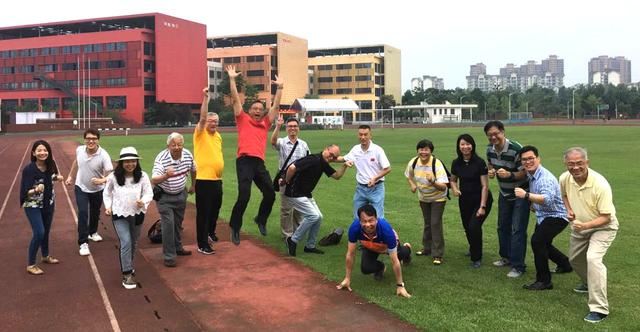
[308,44,401,121]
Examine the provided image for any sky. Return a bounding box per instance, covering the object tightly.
[2,0,638,91]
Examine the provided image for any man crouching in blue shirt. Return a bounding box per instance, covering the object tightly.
[337,204,412,298]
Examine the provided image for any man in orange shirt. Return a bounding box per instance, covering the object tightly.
[226,65,284,245]
[193,87,224,255]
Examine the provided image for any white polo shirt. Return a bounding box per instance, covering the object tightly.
[75,145,113,193]
[343,141,390,185]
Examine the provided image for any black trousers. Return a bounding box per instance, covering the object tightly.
[459,192,493,262]
[195,179,223,248]
[361,245,411,275]
[229,156,275,231]
[531,217,571,283]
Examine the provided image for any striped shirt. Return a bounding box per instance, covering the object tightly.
[486,138,528,199]
[152,149,196,194]
[404,156,449,202]
[274,137,309,170]
[528,165,567,225]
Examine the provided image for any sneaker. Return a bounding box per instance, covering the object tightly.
[507,268,524,278]
[552,265,573,274]
[285,236,297,256]
[493,258,510,267]
[164,259,177,268]
[584,312,607,323]
[374,265,386,281]
[197,247,215,255]
[256,219,267,236]
[522,281,553,290]
[573,283,589,293]
[79,243,91,256]
[471,260,482,269]
[176,249,192,256]
[303,247,324,254]
[208,234,218,243]
[88,233,103,242]
[231,229,241,246]
[27,265,44,275]
[122,274,137,289]
[41,256,60,264]
[432,257,443,265]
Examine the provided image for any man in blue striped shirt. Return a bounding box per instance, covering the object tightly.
[515,145,572,291]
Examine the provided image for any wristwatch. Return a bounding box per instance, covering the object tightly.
[524,192,530,200]
[396,282,405,288]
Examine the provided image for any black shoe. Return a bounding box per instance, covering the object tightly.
[256,218,267,236]
[208,234,218,243]
[164,259,177,268]
[303,247,324,254]
[522,281,553,290]
[197,246,215,255]
[231,229,240,246]
[552,265,573,274]
[374,265,386,281]
[285,236,297,256]
[176,249,192,256]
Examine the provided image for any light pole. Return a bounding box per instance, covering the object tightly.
[484,102,487,121]
[460,96,466,122]
[508,92,516,121]
[572,89,576,125]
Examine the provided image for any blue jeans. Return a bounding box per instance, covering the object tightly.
[353,182,385,218]
[287,196,323,249]
[25,205,55,265]
[75,186,103,245]
[497,195,531,271]
[112,215,143,273]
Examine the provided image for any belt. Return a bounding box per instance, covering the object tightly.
[358,180,383,187]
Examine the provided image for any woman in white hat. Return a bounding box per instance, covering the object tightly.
[103,147,153,289]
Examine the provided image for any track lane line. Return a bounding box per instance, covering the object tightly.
[0,142,31,222]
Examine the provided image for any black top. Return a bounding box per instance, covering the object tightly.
[450,155,488,198]
[285,153,336,198]
[20,162,54,208]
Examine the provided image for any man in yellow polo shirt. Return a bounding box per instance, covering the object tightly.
[560,147,618,323]
[193,87,224,255]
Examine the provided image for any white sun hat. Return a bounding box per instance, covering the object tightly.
[118,147,141,161]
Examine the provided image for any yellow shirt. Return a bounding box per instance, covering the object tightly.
[193,128,224,180]
[404,156,449,202]
[559,169,618,230]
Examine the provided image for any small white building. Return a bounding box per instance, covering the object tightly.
[392,101,478,124]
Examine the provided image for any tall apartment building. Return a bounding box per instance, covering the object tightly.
[411,75,444,90]
[207,61,223,99]
[308,44,401,117]
[466,55,564,92]
[0,13,207,124]
[588,56,632,85]
[207,32,308,109]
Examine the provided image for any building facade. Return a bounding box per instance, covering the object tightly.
[467,55,564,92]
[308,44,401,118]
[588,56,632,85]
[207,32,308,109]
[0,13,207,124]
[411,75,444,90]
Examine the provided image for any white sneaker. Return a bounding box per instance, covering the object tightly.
[79,243,91,256]
[507,268,523,278]
[88,233,103,242]
[492,258,510,267]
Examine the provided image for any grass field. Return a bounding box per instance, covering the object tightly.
[98,125,639,331]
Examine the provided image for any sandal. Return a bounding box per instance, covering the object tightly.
[416,249,430,256]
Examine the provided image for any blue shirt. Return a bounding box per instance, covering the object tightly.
[348,218,398,254]
[528,165,567,224]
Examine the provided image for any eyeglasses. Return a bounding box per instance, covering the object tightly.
[85,137,99,141]
[521,157,536,163]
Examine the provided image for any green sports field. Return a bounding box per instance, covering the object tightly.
[100,125,639,331]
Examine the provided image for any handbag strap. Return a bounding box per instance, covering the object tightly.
[279,140,299,174]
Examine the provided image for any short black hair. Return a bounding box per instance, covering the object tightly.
[416,139,434,152]
[249,100,265,108]
[84,128,100,139]
[357,204,378,219]
[358,124,371,131]
[519,145,539,157]
[455,133,477,160]
[483,120,504,134]
[286,117,299,125]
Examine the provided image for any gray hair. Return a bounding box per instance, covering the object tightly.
[207,112,218,118]
[167,132,184,145]
[563,147,588,161]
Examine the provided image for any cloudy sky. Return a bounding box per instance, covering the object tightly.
[2,0,638,90]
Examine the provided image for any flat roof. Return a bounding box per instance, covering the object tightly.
[308,45,388,58]
[0,13,165,40]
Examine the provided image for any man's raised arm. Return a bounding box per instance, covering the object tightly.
[225,65,243,117]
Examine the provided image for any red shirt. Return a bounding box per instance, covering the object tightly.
[236,111,271,160]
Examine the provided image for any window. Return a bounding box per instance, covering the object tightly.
[62,46,80,54]
[21,99,39,111]
[22,65,35,73]
[40,47,58,56]
[375,76,384,85]
[0,99,18,111]
[22,82,38,89]
[270,55,277,67]
[246,70,264,77]
[355,88,372,94]
[2,67,15,74]
[450,109,455,115]
[318,65,333,71]
[355,75,371,81]
[223,57,241,64]
[116,42,126,51]
[357,100,372,109]
[375,87,383,97]
[87,79,101,87]
[318,89,333,95]
[64,80,78,87]
[20,49,37,57]
[84,44,102,53]
[246,55,264,62]
[143,42,155,56]
[107,60,126,69]
[336,64,352,70]
[106,78,126,87]
[355,63,372,69]
[336,76,352,82]
[107,96,127,109]
[0,83,18,90]
[144,77,155,91]
[318,77,333,83]
[41,98,59,111]
[216,71,222,79]
[336,88,353,94]
[144,95,156,109]
[40,64,58,72]
[143,60,155,73]
[85,61,100,70]
[62,63,78,71]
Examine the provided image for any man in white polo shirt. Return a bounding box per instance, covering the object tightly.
[338,125,391,218]
[152,132,196,268]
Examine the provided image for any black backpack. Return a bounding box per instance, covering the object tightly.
[411,156,451,199]
[147,219,162,244]
[319,227,344,246]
